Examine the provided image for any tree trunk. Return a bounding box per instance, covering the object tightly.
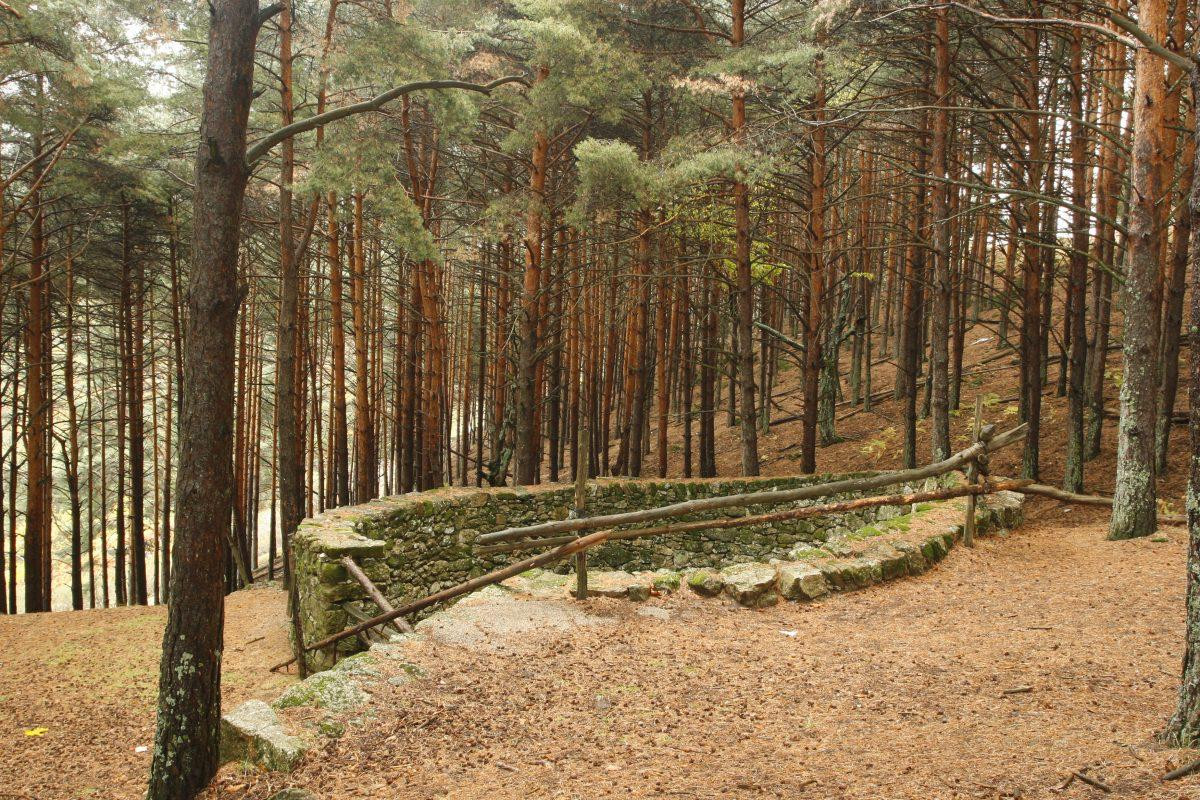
[928,9,952,461]
[23,187,48,613]
[1111,0,1167,539]
[1063,20,1090,493]
[148,1,259,795]
[513,69,550,485]
[1165,57,1200,748]
[730,0,759,476]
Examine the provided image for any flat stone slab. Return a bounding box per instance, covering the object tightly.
[501,568,571,598]
[861,542,910,580]
[415,584,609,651]
[820,557,883,591]
[566,569,680,601]
[220,700,308,772]
[302,527,387,558]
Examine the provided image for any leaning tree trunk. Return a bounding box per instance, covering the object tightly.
[148,1,259,796]
[1111,0,1167,539]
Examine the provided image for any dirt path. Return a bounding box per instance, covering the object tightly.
[214,502,1198,800]
[0,584,293,799]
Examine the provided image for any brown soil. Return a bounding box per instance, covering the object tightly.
[0,583,294,799]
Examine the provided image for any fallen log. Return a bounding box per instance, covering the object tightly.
[1102,407,1188,425]
[269,529,612,672]
[1014,483,1186,526]
[476,478,1034,556]
[251,555,282,581]
[477,423,1028,547]
[341,556,413,635]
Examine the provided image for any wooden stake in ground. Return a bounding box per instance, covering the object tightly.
[963,395,984,547]
[573,411,591,600]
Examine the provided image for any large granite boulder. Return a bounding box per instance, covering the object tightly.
[776,562,829,600]
[720,563,780,608]
[820,557,883,592]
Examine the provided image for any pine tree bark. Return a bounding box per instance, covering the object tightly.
[328,195,350,505]
[1155,0,1193,473]
[1111,0,1167,539]
[1165,56,1200,747]
[148,1,261,795]
[730,0,759,476]
[352,192,375,500]
[23,187,49,613]
[802,72,826,472]
[125,199,148,605]
[928,9,952,462]
[273,0,305,581]
[1063,20,1090,493]
[512,69,550,485]
[64,230,84,610]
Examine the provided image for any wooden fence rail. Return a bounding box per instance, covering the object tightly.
[476,422,1028,548]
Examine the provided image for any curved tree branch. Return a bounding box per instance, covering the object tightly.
[245,74,529,167]
[877,2,1193,72]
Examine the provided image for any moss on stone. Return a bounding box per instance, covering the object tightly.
[274,670,369,713]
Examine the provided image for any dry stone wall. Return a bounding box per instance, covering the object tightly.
[294,473,952,670]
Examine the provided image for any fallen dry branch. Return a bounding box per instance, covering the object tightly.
[1015,484,1186,526]
[269,529,612,672]
[477,423,1028,547]
[1069,769,1112,793]
[477,478,1033,556]
[1163,758,1200,781]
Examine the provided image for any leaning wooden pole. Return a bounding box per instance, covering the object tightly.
[340,555,413,634]
[477,423,1029,547]
[270,529,612,672]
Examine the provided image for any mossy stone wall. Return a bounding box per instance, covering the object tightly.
[293,473,943,669]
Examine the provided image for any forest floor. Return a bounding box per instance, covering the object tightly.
[5,329,1200,799]
[0,582,295,798]
[212,500,1199,800]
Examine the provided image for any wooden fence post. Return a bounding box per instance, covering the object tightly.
[963,395,984,547]
[573,413,591,600]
